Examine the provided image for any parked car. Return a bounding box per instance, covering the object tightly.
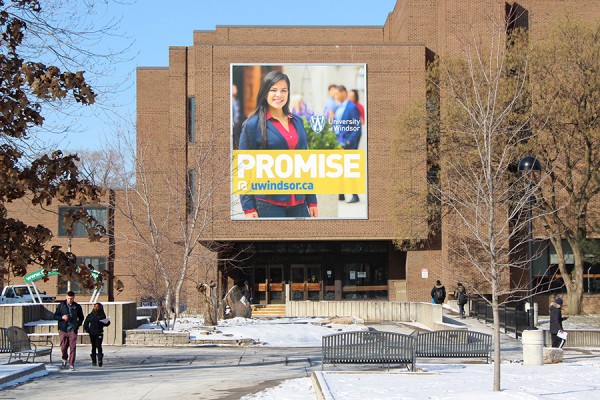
[0,285,55,304]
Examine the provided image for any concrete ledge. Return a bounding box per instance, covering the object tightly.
[287,301,444,330]
[1,302,137,345]
[27,332,90,345]
[125,329,189,346]
[312,370,439,400]
[124,329,256,347]
[543,329,600,348]
[0,362,46,386]
[311,371,332,400]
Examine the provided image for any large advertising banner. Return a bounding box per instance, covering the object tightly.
[231,64,367,220]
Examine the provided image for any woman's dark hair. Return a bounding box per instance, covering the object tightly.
[95,302,107,319]
[245,70,291,149]
[351,89,359,102]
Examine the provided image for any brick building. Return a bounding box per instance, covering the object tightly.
[4,1,599,313]
[4,193,114,302]
[121,0,599,314]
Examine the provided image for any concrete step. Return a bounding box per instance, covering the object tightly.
[251,305,286,318]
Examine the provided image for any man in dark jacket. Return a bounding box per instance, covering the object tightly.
[454,282,468,318]
[54,291,84,370]
[549,297,567,348]
[431,280,446,304]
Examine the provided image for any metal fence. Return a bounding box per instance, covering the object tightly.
[470,298,529,338]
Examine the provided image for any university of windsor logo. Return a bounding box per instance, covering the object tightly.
[309,115,325,133]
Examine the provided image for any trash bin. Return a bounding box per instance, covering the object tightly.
[522,329,544,366]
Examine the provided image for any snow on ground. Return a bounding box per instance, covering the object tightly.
[241,360,600,400]
[137,316,369,347]
[132,314,600,398]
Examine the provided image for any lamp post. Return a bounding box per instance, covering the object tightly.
[518,156,541,330]
[67,237,72,293]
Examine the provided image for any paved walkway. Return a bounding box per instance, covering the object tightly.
[0,346,321,399]
[0,314,597,399]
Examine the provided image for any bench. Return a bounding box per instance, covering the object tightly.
[322,331,416,371]
[6,326,54,364]
[415,330,492,363]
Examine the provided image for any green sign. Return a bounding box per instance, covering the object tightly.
[24,270,59,283]
[24,269,101,283]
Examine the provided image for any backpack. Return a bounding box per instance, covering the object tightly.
[458,290,467,305]
[433,287,444,303]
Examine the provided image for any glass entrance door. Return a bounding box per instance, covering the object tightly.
[268,265,284,304]
[290,264,322,301]
[254,264,284,304]
[291,266,304,301]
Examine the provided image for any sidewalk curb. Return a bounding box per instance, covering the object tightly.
[312,370,441,400]
[311,371,333,400]
[0,363,46,386]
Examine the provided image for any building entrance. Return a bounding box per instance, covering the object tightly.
[290,264,322,301]
[233,241,395,304]
[253,264,284,304]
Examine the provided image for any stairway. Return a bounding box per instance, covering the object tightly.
[251,304,286,318]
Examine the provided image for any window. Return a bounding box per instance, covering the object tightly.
[186,169,196,216]
[58,257,106,295]
[58,207,107,237]
[187,96,196,143]
[342,261,388,300]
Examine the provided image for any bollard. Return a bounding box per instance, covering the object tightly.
[522,329,544,365]
[525,302,539,326]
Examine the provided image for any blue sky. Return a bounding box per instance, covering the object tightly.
[43,0,397,151]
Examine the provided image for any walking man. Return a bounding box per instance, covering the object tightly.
[454,282,468,318]
[431,280,446,305]
[54,291,84,370]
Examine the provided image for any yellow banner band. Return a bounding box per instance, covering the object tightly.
[232,149,367,195]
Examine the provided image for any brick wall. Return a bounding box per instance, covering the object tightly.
[3,196,111,300]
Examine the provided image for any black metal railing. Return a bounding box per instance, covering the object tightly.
[470,298,529,338]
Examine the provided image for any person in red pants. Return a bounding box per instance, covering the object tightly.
[54,291,84,371]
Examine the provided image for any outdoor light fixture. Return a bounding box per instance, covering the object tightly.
[517,156,541,330]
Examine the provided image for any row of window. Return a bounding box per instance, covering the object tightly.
[187,96,196,215]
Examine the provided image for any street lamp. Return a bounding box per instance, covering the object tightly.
[518,156,541,330]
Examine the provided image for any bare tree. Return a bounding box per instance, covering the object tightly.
[112,129,244,326]
[75,146,134,189]
[529,18,600,315]
[396,10,557,390]
[3,0,135,152]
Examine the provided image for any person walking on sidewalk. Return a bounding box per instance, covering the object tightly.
[549,297,568,348]
[431,280,446,304]
[454,282,468,318]
[83,302,111,367]
[54,291,84,371]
